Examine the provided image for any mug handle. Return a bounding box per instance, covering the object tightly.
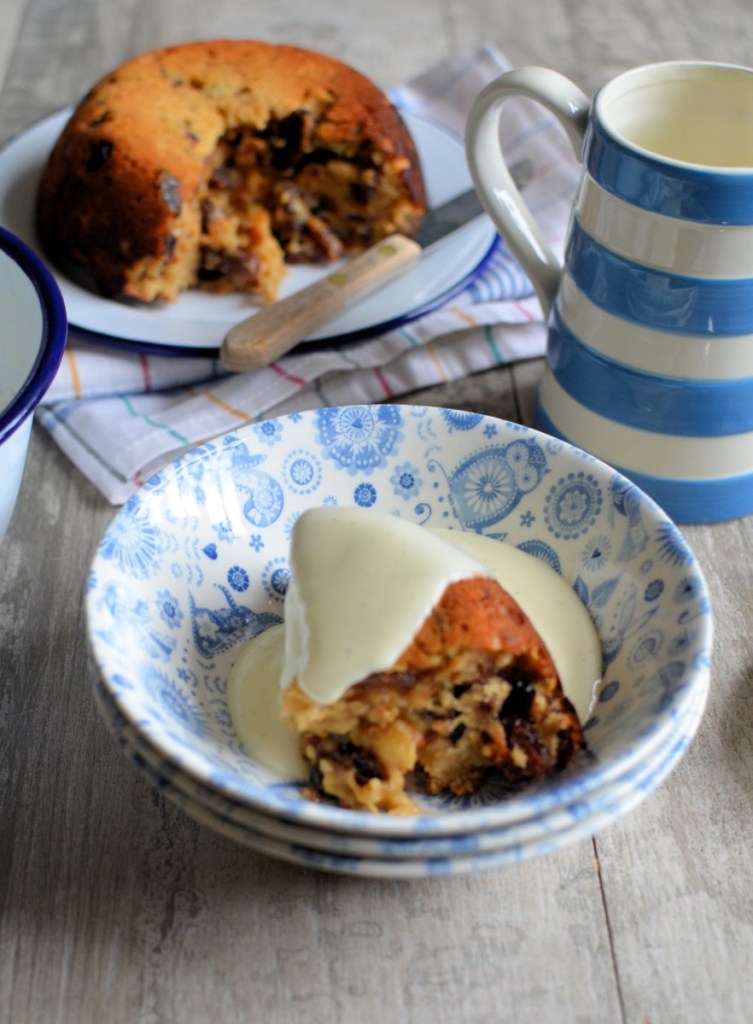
[465,67,590,318]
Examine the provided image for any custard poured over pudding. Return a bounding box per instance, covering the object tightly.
[227,508,600,814]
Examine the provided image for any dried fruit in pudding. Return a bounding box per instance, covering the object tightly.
[35,40,426,303]
[279,508,586,814]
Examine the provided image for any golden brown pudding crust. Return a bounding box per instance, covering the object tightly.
[35,40,426,303]
[282,577,586,814]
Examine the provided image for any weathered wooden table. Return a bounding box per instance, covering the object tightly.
[2,1,753,1021]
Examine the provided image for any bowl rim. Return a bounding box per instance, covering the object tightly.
[0,226,67,444]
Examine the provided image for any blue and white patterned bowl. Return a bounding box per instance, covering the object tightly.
[106,705,700,878]
[86,405,713,841]
[90,661,705,870]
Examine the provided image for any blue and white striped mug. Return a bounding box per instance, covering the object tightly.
[466,61,753,523]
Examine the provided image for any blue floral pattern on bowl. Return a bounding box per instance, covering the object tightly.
[89,663,706,874]
[86,405,713,841]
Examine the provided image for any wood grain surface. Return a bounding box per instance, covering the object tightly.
[2,2,752,1022]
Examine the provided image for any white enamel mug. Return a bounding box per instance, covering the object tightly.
[466,62,753,524]
[0,228,67,541]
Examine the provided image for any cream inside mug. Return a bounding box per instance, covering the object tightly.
[465,62,753,524]
[599,66,753,165]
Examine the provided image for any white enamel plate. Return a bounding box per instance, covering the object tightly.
[0,109,497,356]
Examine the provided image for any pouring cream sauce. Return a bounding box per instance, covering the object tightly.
[227,508,602,777]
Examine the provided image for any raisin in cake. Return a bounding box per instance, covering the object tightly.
[35,40,426,303]
[279,507,586,814]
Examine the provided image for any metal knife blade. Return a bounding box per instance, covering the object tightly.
[415,156,531,248]
[220,159,530,372]
[413,186,486,249]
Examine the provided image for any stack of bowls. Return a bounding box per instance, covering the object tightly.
[0,227,66,541]
[86,405,712,878]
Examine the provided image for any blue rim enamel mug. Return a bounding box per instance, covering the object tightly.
[465,61,753,524]
[0,227,67,541]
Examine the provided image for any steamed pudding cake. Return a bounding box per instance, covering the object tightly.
[35,40,426,304]
[279,508,586,814]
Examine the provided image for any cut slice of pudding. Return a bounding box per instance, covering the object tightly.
[280,507,586,813]
[35,41,426,305]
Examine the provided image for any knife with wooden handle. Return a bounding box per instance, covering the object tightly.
[220,234,423,371]
[219,162,531,372]
[219,187,492,372]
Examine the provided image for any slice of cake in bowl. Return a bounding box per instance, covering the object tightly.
[280,507,586,813]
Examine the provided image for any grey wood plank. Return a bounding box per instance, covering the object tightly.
[593,517,753,1024]
[450,0,753,96]
[127,0,454,90]
[0,0,27,99]
[3,0,753,1020]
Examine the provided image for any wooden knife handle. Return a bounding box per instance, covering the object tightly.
[220,233,422,372]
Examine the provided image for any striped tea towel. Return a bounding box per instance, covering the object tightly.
[37,44,581,504]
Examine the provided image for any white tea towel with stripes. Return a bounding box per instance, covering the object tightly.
[37,44,580,504]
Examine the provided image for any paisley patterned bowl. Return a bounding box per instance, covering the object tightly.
[89,659,706,873]
[86,405,713,841]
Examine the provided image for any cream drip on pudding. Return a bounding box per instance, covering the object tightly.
[227,507,601,781]
[281,506,492,704]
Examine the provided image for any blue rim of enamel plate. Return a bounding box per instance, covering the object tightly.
[67,234,501,359]
[0,107,498,359]
[0,226,67,444]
